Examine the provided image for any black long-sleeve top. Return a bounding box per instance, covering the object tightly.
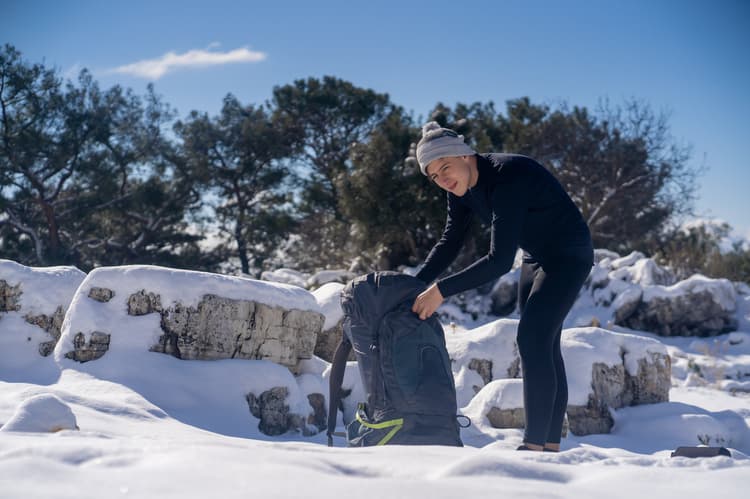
[416,153,592,297]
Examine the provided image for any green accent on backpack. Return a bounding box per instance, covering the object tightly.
[354,404,404,446]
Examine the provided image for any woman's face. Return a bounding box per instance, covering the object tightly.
[425,155,474,196]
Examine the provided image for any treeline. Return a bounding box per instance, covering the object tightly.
[2,44,748,283]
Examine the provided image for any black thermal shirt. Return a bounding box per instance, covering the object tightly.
[416,153,592,297]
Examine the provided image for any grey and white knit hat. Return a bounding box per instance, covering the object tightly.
[416,121,476,175]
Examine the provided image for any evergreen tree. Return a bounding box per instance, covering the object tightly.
[0,44,209,270]
[271,76,391,269]
[176,95,297,276]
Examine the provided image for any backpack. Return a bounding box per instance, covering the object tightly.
[326,271,464,447]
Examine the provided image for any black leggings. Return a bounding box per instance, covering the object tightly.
[517,251,592,446]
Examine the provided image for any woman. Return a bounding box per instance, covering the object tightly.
[411,121,593,452]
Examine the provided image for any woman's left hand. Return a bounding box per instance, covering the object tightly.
[412,283,445,320]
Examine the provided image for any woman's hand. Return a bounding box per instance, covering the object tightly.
[411,283,444,320]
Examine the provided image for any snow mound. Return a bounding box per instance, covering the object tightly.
[612,401,750,453]
[0,393,78,433]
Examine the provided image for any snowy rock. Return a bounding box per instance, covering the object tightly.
[56,265,324,373]
[587,255,673,309]
[617,275,738,337]
[0,393,78,433]
[289,370,329,435]
[260,268,309,288]
[245,386,325,436]
[311,282,353,362]
[0,278,22,312]
[87,287,114,303]
[313,322,344,362]
[578,252,739,337]
[127,289,162,315]
[468,359,494,387]
[563,327,671,435]
[246,387,295,436]
[594,248,621,264]
[464,379,526,429]
[451,323,671,436]
[612,286,643,324]
[625,258,675,286]
[24,306,67,357]
[150,294,322,369]
[446,319,521,408]
[462,379,570,437]
[586,263,612,293]
[0,260,86,375]
[65,331,111,362]
[611,251,646,270]
[306,269,353,289]
[306,393,327,432]
[489,269,520,316]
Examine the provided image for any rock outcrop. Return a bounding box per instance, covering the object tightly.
[455,325,670,436]
[0,260,86,364]
[245,387,326,436]
[56,266,325,374]
[616,276,738,337]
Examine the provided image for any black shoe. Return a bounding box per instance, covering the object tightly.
[516,444,542,451]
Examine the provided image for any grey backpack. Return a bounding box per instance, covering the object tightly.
[326,272,464,447]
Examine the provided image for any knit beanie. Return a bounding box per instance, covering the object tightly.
[416,121,476,175]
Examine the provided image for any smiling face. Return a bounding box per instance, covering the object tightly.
[425,155,478,196]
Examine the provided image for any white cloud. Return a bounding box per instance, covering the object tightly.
[108,46,267,80]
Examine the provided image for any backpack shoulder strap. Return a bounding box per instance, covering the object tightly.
[327,335,352,446]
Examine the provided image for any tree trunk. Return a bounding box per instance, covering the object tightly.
[235,215,249,275]
[40,200,62,263]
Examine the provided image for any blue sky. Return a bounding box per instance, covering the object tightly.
[3,0,749,236]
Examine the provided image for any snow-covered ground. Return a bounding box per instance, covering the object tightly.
[1,261,749,498]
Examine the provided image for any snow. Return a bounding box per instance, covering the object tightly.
[79,265,320,313]
[306,269,351,288]
[0,259,86,384]
[445,319,519,407]
[0,393,78,432]
[610,251,646,270]
[463,379,524,417]
[562,327,668,405]
[260,267,309,288]
[0,259,86,314]
[2,261,750,498]
[643,274,737,311]
[311,282,345,330]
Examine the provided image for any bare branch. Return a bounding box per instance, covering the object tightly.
[3,208,45,264]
